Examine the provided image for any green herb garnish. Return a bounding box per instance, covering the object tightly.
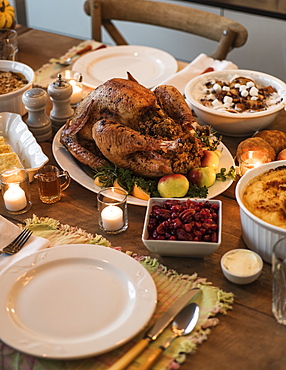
[216,166,237,181]
[93,162,208,198]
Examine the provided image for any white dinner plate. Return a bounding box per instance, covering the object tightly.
[0,244,157,359]
[72,45,178,89]
[52,128,235,206]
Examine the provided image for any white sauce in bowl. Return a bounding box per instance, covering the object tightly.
[222,250,261,276]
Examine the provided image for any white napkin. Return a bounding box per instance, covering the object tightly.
[157,53,238,94]
[0,215,50,273]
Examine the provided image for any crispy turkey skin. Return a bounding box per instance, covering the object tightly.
[60,75,206,178]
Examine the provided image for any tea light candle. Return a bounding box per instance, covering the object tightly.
[239,151,269,176]
[69,80,83,105]
[3,183,27,212]
[101,205,124,231]
[240,158,263,175]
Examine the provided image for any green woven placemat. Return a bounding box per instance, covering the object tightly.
[0,215,234,370]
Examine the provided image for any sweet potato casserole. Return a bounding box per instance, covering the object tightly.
[199,76,281,113]
[242,166,286,229]
[0,70,28,95]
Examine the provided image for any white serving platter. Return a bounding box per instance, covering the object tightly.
[0,112,48,181]
[53,127,235,206]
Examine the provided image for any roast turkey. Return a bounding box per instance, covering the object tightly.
[60,75,207,178]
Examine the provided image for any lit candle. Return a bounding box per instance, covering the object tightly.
[101,205,124,231]
[3,184,27,212]
[239,151,269,176]
[69,80,82,105]
[240,158,263,175]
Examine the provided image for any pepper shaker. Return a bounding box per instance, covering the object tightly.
[47,74,74,132]
[22,88,53,142]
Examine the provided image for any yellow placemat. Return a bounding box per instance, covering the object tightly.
[0,215,234,370]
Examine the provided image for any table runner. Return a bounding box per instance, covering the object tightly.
[0,215,234,370]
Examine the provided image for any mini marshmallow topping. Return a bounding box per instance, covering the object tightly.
[198,76,282,113]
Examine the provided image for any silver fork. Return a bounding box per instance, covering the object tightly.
[0,228,33,256]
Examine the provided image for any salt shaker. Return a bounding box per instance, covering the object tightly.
[47,74,74,132]
[22,88,53,142]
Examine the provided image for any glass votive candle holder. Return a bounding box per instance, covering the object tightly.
[60,70,83,106]
[97,187,128,234]
[0,168,32,214]
[238,150,269,176]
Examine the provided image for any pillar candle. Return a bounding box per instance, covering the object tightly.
[3,184,27,212]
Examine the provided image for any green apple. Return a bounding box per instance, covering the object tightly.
[157,174,189,198]
[188,167,216,188]
[201,150,220,170]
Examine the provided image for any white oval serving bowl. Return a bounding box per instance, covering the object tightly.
[0,60,35,116]
[221,249,263,284]
[184,69,286,137]
[235,160,286,263]
[0,112,49,181]
[142,198,222,257]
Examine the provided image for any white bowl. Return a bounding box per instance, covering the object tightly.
[142,198,221,257]
[0,112,49,181]
[235,160,286,263]
[0,60,35,116]
[221,249,263,284]
[184,69,286,137]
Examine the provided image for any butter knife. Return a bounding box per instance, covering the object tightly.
[109,288,201,370]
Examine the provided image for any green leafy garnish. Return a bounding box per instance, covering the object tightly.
[93,163,160,197]
[216,166,237,181]
[196,128,222,151]
[93,162,117,187]
[93,162,208,198]
[185,183,208,198]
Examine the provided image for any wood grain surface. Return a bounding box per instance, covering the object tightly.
[3,27,286,370]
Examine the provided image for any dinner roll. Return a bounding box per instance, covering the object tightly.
[253,130,286,155]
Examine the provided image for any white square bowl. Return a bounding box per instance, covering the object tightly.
[0,112,49,182]
[142,198,222,257]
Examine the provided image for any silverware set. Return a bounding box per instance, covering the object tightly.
[0,228,32,256]
[109,289,201,370]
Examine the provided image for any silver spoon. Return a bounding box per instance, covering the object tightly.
[54,57,72,66]
[138,302,200,370]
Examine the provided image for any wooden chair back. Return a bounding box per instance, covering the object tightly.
[84,0,248,60]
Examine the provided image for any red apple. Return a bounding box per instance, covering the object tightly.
[201,150,220,170]
[157,174,189,198]
[188,167,216,188]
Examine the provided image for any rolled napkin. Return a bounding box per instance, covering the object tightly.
[0,215,50,273]
[157,53,238,94]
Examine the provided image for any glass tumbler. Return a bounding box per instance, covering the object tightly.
[0,29,18,60]
[272,237,286,325]
[97,187,128,234]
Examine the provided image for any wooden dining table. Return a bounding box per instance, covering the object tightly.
[1,26,286,370]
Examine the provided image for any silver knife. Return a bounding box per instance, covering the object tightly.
[109,288,201,370]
